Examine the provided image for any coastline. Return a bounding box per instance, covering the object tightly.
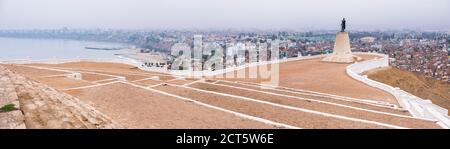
[0,37,132,60]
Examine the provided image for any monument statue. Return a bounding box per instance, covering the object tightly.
[322,18,361,63]
[341,18,346,32]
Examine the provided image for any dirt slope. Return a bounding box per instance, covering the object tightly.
[366,67,450,113]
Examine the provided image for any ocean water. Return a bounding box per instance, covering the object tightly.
[0,37,128,60]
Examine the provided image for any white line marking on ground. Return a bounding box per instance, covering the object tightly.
[132,77,161,83]
[234,80,399,108]
[19,64,125,82]
[93,78,122,84]
[119,81,299,129]
[183,79,205,87]
[81,71,123,79]
[210,80,220,84]
[56,67,177,78]
[202,81,436,122]
[62,81,121,91]
[165,78,182,82]
[148,83,165,88]
[79,78,99,85]
[38,74,70,78]
[19,65,75,73]
[171,83,408,129]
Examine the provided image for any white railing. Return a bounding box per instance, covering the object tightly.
[1,55,324,77]
[347,52,450,129]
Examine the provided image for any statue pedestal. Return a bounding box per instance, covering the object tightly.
[322,32,361,63]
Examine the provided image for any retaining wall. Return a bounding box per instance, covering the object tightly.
[347,52,450,128]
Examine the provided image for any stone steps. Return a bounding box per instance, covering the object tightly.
[153,84,398,129]
[215,80,408,115]
[3,66,120,129]
[0,66,26,129]
[234,80,399,108]
[186,82,440,129]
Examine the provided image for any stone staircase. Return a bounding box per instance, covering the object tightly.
[217,80,407,114]
[0,67,25,129]
[145,78,442,129]
[153,83,391,128]
[184,81,439,128]
[0,66,121,129]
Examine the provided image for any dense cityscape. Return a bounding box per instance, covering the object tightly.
[0,29,449,82]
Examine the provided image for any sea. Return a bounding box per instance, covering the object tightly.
[0,37,129,60]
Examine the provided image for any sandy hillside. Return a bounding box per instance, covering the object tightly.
[366,67,450,114]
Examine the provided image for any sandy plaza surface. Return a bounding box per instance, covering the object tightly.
[0,54,441,128]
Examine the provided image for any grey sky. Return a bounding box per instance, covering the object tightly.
[0,0,449,30]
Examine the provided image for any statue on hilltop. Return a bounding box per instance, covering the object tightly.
[341,18,346,32]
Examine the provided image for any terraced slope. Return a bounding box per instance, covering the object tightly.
[1,55,444,129]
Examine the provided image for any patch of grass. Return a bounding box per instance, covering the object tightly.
[1,103,16,112]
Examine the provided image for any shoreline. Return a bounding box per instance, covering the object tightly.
[0,37,134,61]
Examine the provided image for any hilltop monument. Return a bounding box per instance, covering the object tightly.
[322,18,361,63]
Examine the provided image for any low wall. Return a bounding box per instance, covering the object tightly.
[160,55,326,77]
[347,52,450,128]
[1,54,325,78]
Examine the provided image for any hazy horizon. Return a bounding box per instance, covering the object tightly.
[0,0,449,31]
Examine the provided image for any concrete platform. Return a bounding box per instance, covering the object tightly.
[322,32,361,63]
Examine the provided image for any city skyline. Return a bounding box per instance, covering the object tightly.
[0,0,449,31]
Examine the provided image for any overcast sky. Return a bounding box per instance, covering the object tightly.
[0,0,449,30]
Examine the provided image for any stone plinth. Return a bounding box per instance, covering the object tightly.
[322,32,361,63]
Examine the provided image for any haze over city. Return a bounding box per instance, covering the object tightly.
[0,0,449,30]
